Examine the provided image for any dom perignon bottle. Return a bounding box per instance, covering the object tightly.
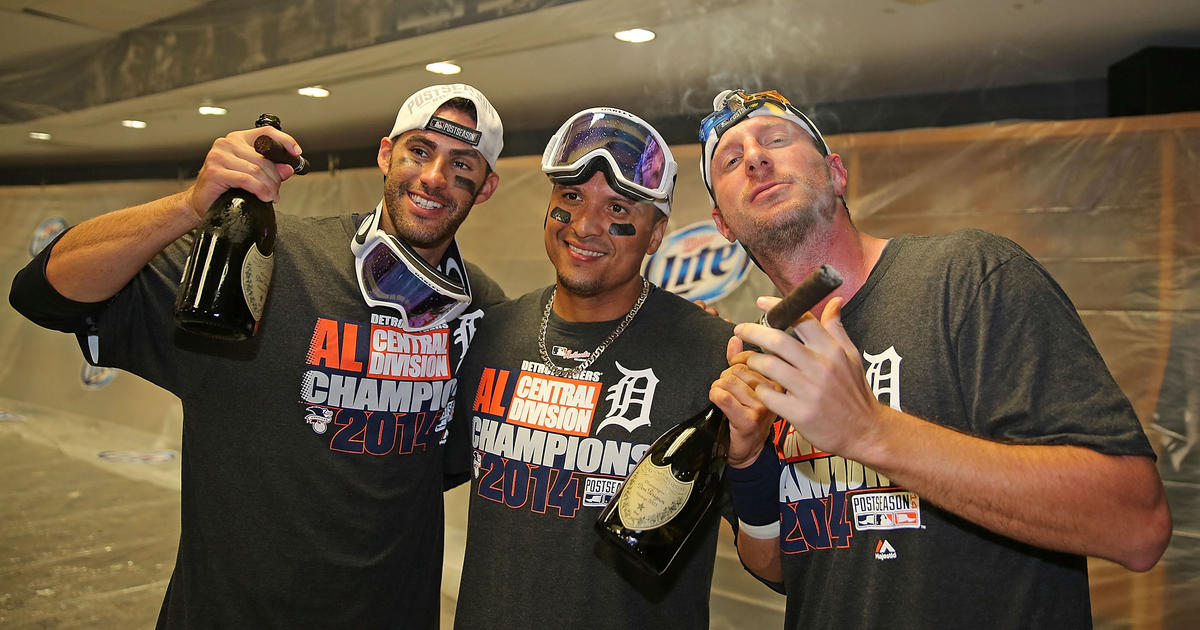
[595,405,729,574]
[174,114,302,340]
[595,265,844,574]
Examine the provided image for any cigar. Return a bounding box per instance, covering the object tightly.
[253,135,310,175]
[763,264,843,330]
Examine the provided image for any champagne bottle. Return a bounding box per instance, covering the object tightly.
[595,265,844,574]
[595,405,730,574]
[173,113,307,340]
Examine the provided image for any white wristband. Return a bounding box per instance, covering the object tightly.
[738,518,781,540]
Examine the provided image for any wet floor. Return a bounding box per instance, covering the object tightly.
[1,397,1195,629]
[0,432,176,628]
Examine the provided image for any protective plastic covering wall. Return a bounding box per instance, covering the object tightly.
[0,0,576,124]
[1,112,1197,628]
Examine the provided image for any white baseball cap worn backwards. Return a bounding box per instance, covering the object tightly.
[389,83,504,171]
[699,89,829,205]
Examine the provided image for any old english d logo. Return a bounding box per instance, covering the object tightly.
[594,362,658,434]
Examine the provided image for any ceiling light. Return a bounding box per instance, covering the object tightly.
[425,61,461,75]
[614,28,655,43]
[28,131,51,141]
[298,86,330,98]
[121,119,148,129]
[198,105,227,116]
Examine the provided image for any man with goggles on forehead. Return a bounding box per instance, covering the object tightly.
[10,83,507,629]
[703,89,1169,628]
[447,107,734,630]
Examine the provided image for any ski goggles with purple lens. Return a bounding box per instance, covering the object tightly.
[541,107,677,214]
[350,205,470,331]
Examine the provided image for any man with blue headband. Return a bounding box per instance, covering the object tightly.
[701,89,1170,627]
[10,84,507,628]
[448,107,734,629]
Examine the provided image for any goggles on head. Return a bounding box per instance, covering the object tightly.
[699,89,829,202]
[541,107,677,215]
[350,204,471,331]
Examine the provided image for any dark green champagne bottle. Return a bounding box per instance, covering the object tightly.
[173,114,295,340]
[595,264,844,574]
[595,405,729,574]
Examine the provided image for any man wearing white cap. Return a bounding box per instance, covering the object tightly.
[10,84,506,629]
[447,107,734,629]
[701,89,1171,628]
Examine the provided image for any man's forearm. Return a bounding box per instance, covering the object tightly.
[856,406,1172,571]
[46,191,199,302]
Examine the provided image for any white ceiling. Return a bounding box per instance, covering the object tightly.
[1,0,1198,170]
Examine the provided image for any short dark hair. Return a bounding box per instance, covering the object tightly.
[437,97,478,126]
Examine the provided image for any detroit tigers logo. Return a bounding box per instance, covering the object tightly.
[863,346,902,410]
[452,309,483,371]
[594,361,659,434]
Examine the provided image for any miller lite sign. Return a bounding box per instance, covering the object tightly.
[642,221,750,302]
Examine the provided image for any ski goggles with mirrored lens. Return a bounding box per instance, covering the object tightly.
[699,89,829,201]
[350,205,471,331]
[541,107,677,214]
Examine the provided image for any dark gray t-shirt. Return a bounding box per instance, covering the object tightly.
[85,212,503,630]
[450,285,734,630]
[774,230,1154,629]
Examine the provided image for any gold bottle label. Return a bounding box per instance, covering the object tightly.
[241,243,274,321]
[617,458,694,530]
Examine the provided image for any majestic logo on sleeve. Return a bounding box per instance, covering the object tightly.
[468,359,663,518]
[874,539,898,561]
[296,313,476,455]
[776,344,920,555]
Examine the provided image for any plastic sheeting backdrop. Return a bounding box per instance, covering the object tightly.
[1,112,1197,628]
